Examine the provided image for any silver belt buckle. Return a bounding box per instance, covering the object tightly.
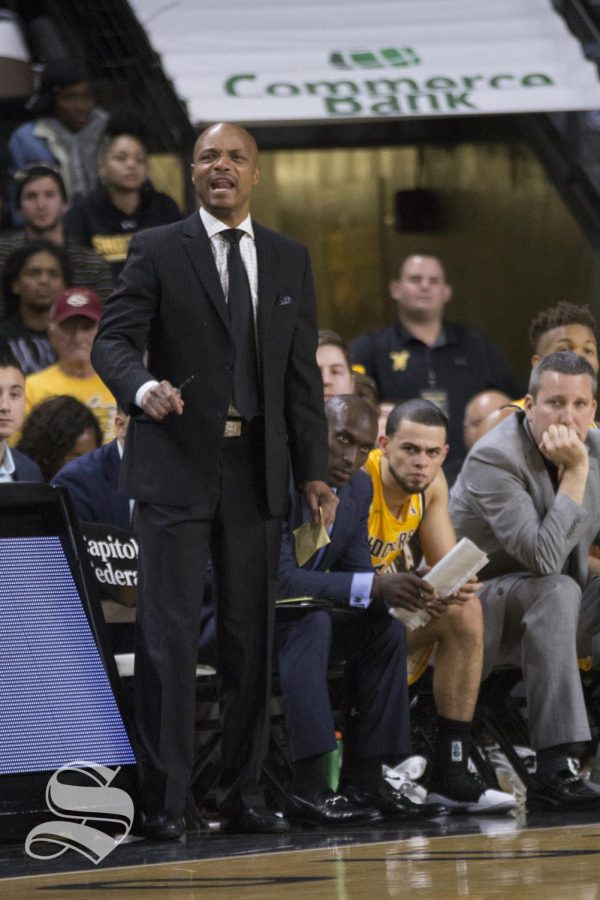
[224,419,242,437]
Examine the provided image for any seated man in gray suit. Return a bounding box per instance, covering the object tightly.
[450,351,600,810]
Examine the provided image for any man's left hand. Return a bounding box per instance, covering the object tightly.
[303,480,338,528]
[449,575,482,605]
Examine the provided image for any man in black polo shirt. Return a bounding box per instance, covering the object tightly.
[350,254,521,470]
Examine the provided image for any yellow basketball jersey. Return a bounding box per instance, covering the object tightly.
[364,448,433,685]
[364,449,424,573]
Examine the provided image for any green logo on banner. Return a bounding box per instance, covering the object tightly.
[225,71,555,118]
[330,48,421,69]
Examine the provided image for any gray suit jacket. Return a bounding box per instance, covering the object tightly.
[450,411,600,589]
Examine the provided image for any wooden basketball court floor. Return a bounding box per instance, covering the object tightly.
[2,806,600,899]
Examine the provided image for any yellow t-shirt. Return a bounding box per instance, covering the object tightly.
[92,233,132,264]
[364,448,434,684]
[24,365,117,443]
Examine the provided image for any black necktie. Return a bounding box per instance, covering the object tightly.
[221,229,260,420]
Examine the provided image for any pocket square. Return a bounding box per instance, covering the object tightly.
[278,295,293,306]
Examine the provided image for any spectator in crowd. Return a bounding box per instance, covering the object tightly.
[277,394,446,826]
[450,352,600,811]
[317,328,355,399]
[377,401,395,441]
[8,57,108,225]
[364,398,516,813]
[7,58,108,218]
[316,328,379,411]
[64,113,181,278]
[17,394,102,482]
[0,240,70,373]
[462,390,512,452]
[91,121,334,840]
[0,165,114,300]
[0,182,8,231]
[471,403,518,446]
[354,371,380,412]
[0,350,42,482]
[350,253,521,469]
[25,288,116,443]
[51,406,130,527]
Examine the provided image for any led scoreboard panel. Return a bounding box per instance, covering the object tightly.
[0,534,134,774]
[0,484,135,840]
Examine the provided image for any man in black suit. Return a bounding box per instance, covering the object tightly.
[276,394,445,826]
[91,122,336,839]
[0,350,43,482]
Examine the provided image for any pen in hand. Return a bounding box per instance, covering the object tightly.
[177,375,195,393]
[140,375,194,420]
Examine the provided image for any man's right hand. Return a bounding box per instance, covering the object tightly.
[140,380,184,420]
[371,572,446,614]
[539,423,590,505]
[539,424,589,472]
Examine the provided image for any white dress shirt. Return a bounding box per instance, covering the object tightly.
[135,207,259,410]
[0,444,17,482]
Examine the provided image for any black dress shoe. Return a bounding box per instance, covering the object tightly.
[343,782,448,820]
[139,813,186,840]
[221,806,291,834]
[285,789,383,827]
[528,766,600,811]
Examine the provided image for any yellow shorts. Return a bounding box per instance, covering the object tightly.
[407,642,435,685]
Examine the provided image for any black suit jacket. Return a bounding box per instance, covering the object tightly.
[277,469,374,602]
[91,212,327,514]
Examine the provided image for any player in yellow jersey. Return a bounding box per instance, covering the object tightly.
[365,398,516,812]
[365,447,431,684]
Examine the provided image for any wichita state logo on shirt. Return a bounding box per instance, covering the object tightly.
[92,234,132,262]
[389,350,410,371]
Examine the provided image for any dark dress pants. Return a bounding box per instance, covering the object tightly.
[134,422,282,819]
[275,605,411,768]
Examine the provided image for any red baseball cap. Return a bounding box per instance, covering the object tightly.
[51,288,102,325]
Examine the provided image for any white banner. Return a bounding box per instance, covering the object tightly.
[129,0,600,123]
[0,9,29,60]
